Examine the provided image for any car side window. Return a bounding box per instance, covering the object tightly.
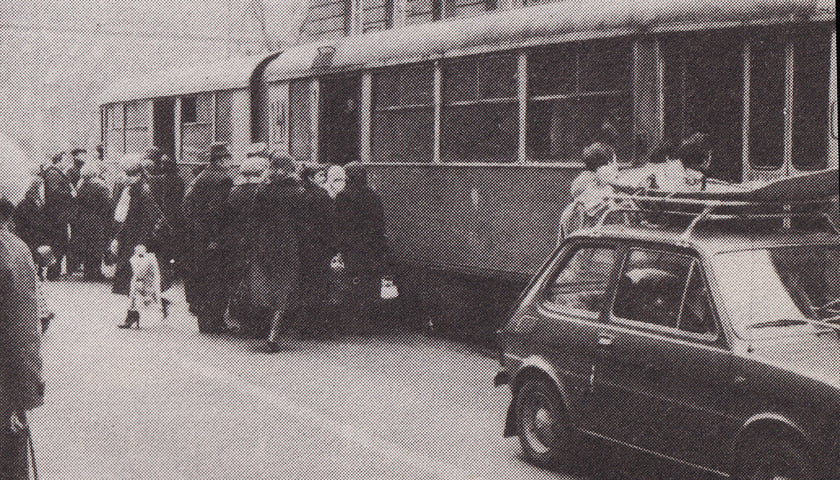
[678,261,717,336]
[613,249,693,329]
[542,246,617,315]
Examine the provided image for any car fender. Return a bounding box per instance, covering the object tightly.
[731,412,812,459]
[503,355,576,437]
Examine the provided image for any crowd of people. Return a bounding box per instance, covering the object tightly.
[10,141,390,353]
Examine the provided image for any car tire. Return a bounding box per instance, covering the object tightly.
[515,378,585,471]
[734,437,814,480]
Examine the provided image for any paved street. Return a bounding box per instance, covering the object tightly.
[30,279,585,480]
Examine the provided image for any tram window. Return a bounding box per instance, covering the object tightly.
[124,101,149,153]
[663,32,743,182]
[792,28,831,171]
[372,64,434,162]
[181,93,212,162]
[441,54,518,162]
[104,104,124,156]
[405,0,442,24]
[289,80,313,162]
[214,91,233,144]
[748,38,786,170]
[528,40,632,162]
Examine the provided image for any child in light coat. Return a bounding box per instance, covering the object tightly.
[118,244,169,329]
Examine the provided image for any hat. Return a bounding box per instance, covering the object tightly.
[208,142,231,163]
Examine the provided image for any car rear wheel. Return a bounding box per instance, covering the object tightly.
[515,378,583,470]
[735,437,814,480]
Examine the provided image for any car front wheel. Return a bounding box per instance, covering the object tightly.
[735,437,814,480]
[515,378,583,470]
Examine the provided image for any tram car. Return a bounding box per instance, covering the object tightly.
[97,0,838,343]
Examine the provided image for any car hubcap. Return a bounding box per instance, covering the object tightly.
[524,393,556,454]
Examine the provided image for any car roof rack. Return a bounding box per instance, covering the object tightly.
[594,193,840,241]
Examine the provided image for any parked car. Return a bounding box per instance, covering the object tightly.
[494,204,840,479]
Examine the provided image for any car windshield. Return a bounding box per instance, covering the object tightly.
[712,246,840,339]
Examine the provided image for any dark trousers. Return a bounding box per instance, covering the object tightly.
[0,415,29,480]
[193,248,229,333]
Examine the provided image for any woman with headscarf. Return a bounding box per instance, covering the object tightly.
[257,152,304,352]
[71,161,112,281]
[221,152,270,336]
[334,162,387,332]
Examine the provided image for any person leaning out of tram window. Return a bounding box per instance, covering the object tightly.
[333,162,387,334]
[0,197,45,480]
[71,161,112,281]
[220,145,271,337]
[675,132,714,190]
[181,143,235,333]
[258,152,305,352]
[558,142,618,242]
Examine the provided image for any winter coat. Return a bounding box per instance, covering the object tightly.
[334,184,386,277]
[0,228,44,417]
[249,174,303,310]
[41,166,76,226]
[182,165,234,254]
[146,172,185,263]
[13,181,50,255]
[71,178,112,258]
[112,178,161,295]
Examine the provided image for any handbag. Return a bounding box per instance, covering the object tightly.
[380,276,399,300]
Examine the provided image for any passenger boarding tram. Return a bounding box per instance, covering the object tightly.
[97,0,838,341]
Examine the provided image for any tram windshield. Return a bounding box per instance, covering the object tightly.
[712,246,840,339]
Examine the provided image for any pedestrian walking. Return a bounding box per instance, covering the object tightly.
[182,143,234,333]
[41,152,77,279]
[221,151,270,336]
[334,162,387,332]
[0,198,44,480]
[259,152,304,352]
[71,162,112,281]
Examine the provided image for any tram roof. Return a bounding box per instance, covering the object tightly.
[97,51,280,105]
[264,0,835,82]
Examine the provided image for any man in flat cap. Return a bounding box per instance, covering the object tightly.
[182,143,234,333]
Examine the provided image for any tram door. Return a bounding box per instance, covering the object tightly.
[153,98,176,161]
[319,76,361,165]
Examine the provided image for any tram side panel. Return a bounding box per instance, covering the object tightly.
[368,164,578,342]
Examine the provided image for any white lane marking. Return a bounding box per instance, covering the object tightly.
[179,359,486,480]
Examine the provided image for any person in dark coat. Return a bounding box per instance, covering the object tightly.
[182,143,234,333]
[294,163,335,337]
[12,174,50,263]
[146,151,185,292]
[41,153,76,279]
[334,162,387,332]
[0,198,44,480]
[71,163,112,281]
[220,152,270,336]
[261,152,304,352]
[67,148,86,187]
[109,154,159,297]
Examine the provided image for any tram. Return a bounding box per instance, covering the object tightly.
[97,0,837,343]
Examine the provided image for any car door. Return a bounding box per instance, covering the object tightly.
[587,247,734,471]
[526,241,621,426]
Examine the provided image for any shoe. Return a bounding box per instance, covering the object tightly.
[118,310,140,329]
[161,298,171,319]
[265,341,279,353]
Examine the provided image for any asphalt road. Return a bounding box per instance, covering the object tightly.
[28,279,589,480]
